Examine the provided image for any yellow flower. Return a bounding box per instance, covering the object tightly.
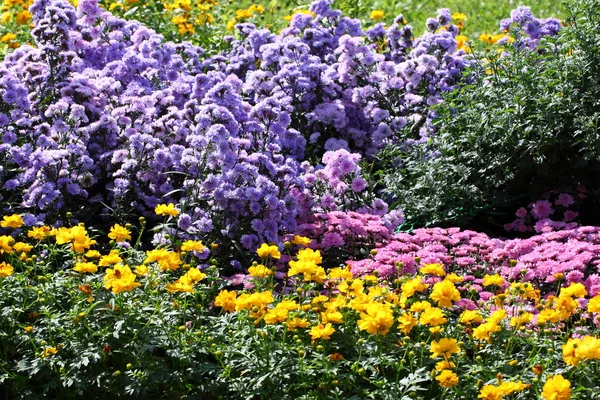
[286,317,310,330]
[0,235,14,254]
[41,347,58,358]
[108,224,131,242]
[13,242,33,254]
[588,295,600,313]
[154,203,179,217]
[264,307,289,324]
[1,214,24,228]
[248,264,273,278]
[144,249,181,271]
[0,12,12,24]
[321,310,344,324]
[397,312,418,334]
[256,243,281,259]
[452,12,467,21]
[73,261,98,273]
[99,250,123,266]
[410,300,432,313]
[400,276,428,299]
[328,266,353,280]
[104,264,141,294]
[542,375,571,400]
[419,263,446,276]
[235,8,253,19]
[309,323,335,340]
[181,240,206,253]
[283,9,316,21]
[482,274,504,287]
[478,385,503,400]
[0,262,15,278]
[369,10,384,21]
[226,18,237,31]
[292,235,311,246]
[134,265,149,276]
[0,33,17,43]
[16,10,31,25]
[456,35,471,52]
[458,310,483,325]
[499,381,530,395]
[357,302,394,335]
[430,338,460,359]
[560,282,587,298]
[436,370,459,388]
[435,360,455,371]
[509,312,533,328]
[85,250,101,259]
[24,326,34,333]
[473,321,501,343]
[28,226,51,240]
[430,279,461,308]
[184,267,206,284]
[214,289,237,312]
[165,277,194,293]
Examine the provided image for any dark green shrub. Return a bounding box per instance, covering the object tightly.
[380,0,600,230]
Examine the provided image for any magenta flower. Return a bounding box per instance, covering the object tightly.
[531,200,554,219]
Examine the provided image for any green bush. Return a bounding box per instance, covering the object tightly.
[380,0,600,230]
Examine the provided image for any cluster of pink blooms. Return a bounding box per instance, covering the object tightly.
[504,189,586,234]
[295,211,396,251]
[348,226,600,296]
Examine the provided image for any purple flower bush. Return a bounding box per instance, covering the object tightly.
[216,2,472,159]
[0,0,305,253]
[0,0,566,266]
[349,226,600,296]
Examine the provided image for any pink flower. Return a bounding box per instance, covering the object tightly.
[563,210,579,222]
[515,207,528,218]
[531,200,554,219]
[555,193,574,207]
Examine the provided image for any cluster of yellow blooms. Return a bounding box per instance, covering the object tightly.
[210,249,600,399]
[226,4,264,31]
[1,211,599,398]
[0,209,208,295]
[0,0,33,49]
[164,0,217,35]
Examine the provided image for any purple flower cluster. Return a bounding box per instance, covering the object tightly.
[212,2,472,158]
[0,0,304,250]
[348,226,600,296]
[499,6,562,49]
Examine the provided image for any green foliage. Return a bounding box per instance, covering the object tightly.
[381,0,600,229]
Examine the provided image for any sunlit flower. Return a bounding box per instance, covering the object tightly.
[248,264,273,278]
[256,243,281,259]
[108,224,131,242]
[436,370,459,388]
[215,290,237,312]
[155,203,179,217]
[0,262,14,278]
[419,263,446,276]
[104,264,141,294]
[430,279,461,308]
[309,323,335,340]
[541,375,571,400]
[430,338,460,359]
[73,261,98,273]
[357,302,394,335]
[1,214,24,228]
[369,10,384,21]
